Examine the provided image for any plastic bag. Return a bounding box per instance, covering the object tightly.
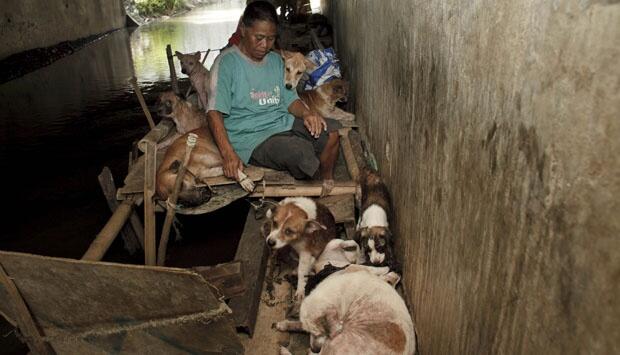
[303,48,342,90]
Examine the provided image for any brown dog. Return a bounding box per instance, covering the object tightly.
[156,127,255,206]
[280,50,317,90]
[299,79,355,121]
[175,51,210,109]
[156,91,206,149]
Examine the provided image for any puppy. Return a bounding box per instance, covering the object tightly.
[356,168,397,268]
[264,197,337,301]
[175,51,210,109]
[280,50,317,90]
[299,79,355,121]
[156,127,255,206]
[308,239,400,294]
[156,91,206,149]
[276,265,413,355]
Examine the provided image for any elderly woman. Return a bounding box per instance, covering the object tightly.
[207,1,340,194]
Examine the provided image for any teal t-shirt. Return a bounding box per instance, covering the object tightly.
[207,46,299,163]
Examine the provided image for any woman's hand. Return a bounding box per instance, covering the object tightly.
[302,112,327,138]
[222,150,243,180]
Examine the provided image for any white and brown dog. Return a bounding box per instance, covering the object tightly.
[175,51,210,109]
[356,168,397,268]
[264,197,337,301]
[299,79,355,121]
[276,239,413,355]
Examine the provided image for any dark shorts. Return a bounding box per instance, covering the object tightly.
[249,118,342,179]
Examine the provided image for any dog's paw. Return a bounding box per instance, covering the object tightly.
[320,179,334,197]
[383,271,401,287]
[273,321,287,332]
[341,113,356,121]
[239,178,255,192]
[237,169,255,192]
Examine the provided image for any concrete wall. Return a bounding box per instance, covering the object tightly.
[0,0,126,59]
[324,1,620,354]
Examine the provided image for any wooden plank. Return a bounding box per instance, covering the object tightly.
[0,262,54,355]
[317,194,355,224]
[202,165,264,186]
[137,119,175,153]
[264,169,297,186]
[98,167,143,253]
[338,128,360,181]
[144,142,157,266]
[348,129,369,173]
[0,251,243,354]
[228,209,269,336]
[193,261,245,300]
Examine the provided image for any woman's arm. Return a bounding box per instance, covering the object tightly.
[207,110,243,179]
[288,99,327,138]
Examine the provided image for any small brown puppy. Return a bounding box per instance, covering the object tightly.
[264,197,337,302]
[299,79,355,121]
[156,91,206,149]
[175,51,210,109]
[280,50,316,90]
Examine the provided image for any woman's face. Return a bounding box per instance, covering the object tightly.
[241,20,277,61]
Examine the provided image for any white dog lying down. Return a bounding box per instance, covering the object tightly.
[277,239,415,355]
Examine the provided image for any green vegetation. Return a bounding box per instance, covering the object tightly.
[135,0,186,17]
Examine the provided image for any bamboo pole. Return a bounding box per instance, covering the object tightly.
[0,263,55,355]
[128,76,155,130]
[144,142,157,266]
[157,133,198,266]
[97,167,142,254]
[166,44,180,95]
[249,182,357,197]
[82,198,135,261]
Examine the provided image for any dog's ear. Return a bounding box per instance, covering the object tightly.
[194,51,202,60]
[304,220,326,234]
[303,57,317,72]
[174,51,182,57]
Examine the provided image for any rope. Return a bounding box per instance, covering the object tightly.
[30,303,231,343]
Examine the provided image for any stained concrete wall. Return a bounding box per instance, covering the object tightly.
[0,0,126,60]
[324,1,620,354]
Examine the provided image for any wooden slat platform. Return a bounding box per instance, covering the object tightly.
[228,208,270,336]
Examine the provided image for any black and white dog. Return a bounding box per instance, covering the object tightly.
[356,168,398,269]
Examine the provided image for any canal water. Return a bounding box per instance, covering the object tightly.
[0,1,249,266]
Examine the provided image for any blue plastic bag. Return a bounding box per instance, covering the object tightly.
[304,48,342,90]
